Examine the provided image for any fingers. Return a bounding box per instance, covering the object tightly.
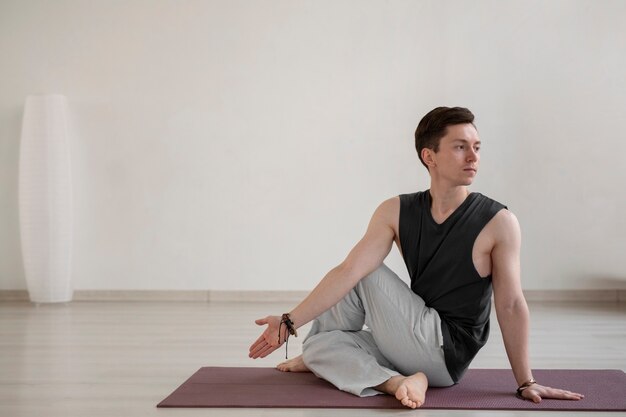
[248,335,265,357]
[248,339,265,358]
[546,387,584,400]
[250,338,281,358]
[255,317,268,325]
[523,385,585,402]
[249,341,279,359]
[249,317,272,358]
[250,334,264,349]
[257,344,279,358]
[528,390,542,403]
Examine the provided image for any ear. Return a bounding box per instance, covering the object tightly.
[421,148,436,169]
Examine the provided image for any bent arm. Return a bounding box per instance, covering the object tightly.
[248,197,397,358]
[288,197,397,329]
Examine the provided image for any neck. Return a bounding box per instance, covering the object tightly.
[428,184,470,215]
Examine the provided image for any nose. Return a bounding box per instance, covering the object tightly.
[467,148,478,162]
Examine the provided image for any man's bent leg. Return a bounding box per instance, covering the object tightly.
[279,284,370,374]
[355,263,454,387]
[301,262,453,397]
[303,283,367,343]
[302,329,400,397]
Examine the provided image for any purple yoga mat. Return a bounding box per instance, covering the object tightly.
[157,367,626,411]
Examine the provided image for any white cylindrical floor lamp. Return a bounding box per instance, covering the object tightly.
[19,94,74,303]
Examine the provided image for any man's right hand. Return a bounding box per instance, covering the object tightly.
[248,315,284,359]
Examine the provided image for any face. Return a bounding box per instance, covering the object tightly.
[422,123,481,186]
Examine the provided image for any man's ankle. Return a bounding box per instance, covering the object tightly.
[375,375,403,395]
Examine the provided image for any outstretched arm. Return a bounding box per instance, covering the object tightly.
[248,197,398,359]
[491,210,583,402]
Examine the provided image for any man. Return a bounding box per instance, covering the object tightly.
[248,107,584,409]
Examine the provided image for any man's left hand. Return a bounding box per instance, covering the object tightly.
[520,383,584,403]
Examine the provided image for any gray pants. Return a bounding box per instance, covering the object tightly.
[301,263,454,397]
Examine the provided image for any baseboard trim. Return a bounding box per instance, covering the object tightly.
[75,290,210,302]
[0,290,30,301]
[1,289,624,303]
[207,290,309,303]
[0,290,309,303]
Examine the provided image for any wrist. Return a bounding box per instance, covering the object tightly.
[278,313,298,360]
[516,377,537,398]
[286,311,297,328]
[280,313,298,337]
[515,370,534,388]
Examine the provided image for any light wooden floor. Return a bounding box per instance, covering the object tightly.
[0,300,624,417]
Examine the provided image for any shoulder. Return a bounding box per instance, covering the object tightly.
[375,196,400,220]
[489,209,521,245]
[472,192,513,230]
[492,209,519,229]
[368,197,401,235]
[375,191,428,227]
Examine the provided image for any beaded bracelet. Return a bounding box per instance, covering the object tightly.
[278,313,298,359]
[516,378,537,399]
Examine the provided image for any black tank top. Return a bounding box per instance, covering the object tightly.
[398,190,507,383]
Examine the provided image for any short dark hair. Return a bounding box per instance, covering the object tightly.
[414,107,475,170]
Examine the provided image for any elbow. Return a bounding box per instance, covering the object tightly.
[336,260,375,287]
[336,262,360,285]
[496,296,529,317]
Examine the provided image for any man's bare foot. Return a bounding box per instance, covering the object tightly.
[276,355,310,372]
[376,372,428,409]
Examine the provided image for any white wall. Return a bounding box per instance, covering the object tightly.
[1,0,625,291]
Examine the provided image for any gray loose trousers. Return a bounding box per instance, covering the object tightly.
[302,263,455,397]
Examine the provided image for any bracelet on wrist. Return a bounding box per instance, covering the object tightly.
[278,313,298,359]
[516,378,537,398]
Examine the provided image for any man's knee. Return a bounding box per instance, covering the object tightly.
[302,330,350,367]
[358,263,389,291]
[303,330,341,353]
